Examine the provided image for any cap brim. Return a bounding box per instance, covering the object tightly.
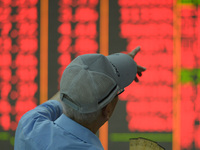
[106,53,137,89]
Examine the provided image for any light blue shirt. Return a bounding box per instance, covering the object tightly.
[14,100,104,150]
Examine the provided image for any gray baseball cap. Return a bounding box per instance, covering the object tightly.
[60,53,137,113]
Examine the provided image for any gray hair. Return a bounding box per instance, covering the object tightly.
[61,101,102,124]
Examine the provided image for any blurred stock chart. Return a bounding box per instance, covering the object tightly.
[0,0,200,150]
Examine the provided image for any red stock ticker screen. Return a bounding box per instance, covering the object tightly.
[109,0,200,150]
[0,0,200,150]
[57,0,99,81]
[119,0,173,132]
[0,0,38,148]
[57,0,99,82]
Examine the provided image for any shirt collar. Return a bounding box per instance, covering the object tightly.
[54,114,103,148]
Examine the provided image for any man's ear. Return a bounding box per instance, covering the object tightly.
[102,103,112,120]
[102,96,119,121]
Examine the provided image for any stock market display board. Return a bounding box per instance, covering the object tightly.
[0,0,200,150]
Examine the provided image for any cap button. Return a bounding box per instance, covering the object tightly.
[83,65,89,70]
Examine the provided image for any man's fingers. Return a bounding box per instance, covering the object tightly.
[127,46,146,83]
[138,72,142,77]
[134,76,139,82]
[137,65,146,72]
[128,46,141,58]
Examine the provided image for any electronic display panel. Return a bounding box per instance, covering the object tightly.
[0,0,39,149]
[0,0,200,150]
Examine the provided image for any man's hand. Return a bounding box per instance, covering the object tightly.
[128,46,146,82]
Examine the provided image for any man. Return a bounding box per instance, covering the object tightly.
[14,47,146,150]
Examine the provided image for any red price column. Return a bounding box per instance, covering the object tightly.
[118,0,173,132]
[14,0,38,125]
[0,0,38,132]
[57,0,99,83]
[0,0,12,131]
[180,6,200,149]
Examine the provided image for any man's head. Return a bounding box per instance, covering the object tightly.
[59,53,137,132]
[60,53,137,112]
